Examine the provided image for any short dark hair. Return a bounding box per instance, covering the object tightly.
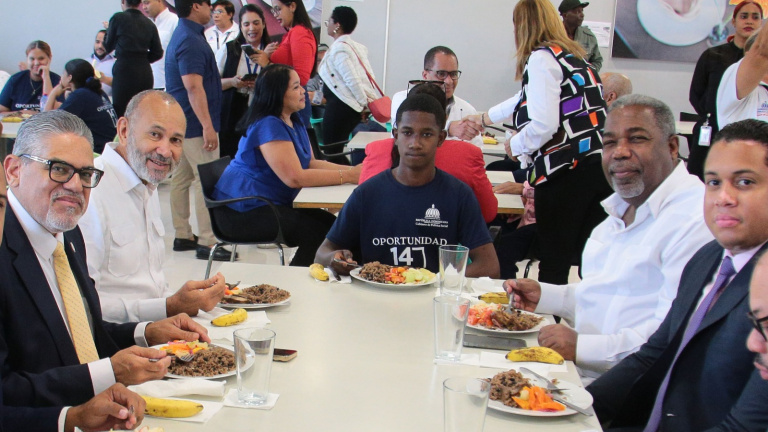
[213,0,235,18]
[124,0,141,7]
[96,29,106,38]
[235,4,271,46]
[712,119,768,167]
[395,93,447,131]
[64,59,102,93]
[424,46,457,70]
[408,83,447,114]
[176,0,209,18]
[237,64,295,133]
[331,6,358,34]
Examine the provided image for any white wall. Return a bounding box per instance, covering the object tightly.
[0,0,697,117]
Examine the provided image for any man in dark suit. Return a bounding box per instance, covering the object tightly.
[586,118,768,431]
[1,110,211,408]
[0,163,145,431]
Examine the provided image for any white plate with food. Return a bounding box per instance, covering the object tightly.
[486,369,593,417]
[217,283,291,309]
[152,342,245,380]
[349,264,436,289]
[467,302,548,334]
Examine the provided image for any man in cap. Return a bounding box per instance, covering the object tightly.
[559,0,603,72]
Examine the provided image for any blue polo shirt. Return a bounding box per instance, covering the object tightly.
[165,18,222,138]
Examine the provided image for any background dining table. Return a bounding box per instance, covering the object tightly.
[147,262,603,431]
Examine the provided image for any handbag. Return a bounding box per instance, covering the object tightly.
[342,42,391,123]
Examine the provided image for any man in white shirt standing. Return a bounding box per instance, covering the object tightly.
[507,95,713,380]
[205,0,239,53]
[90,30,115,97]
[390,46,483,147]
[717,27,768,128]
[79,90,226,323]
[142,0,179,90]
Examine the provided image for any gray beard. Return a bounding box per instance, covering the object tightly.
[612,177,645,199]
[42,191,84,233]
[126,135,177,185]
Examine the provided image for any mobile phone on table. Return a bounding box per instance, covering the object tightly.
[273,348,297,362]
[241,44,257,56]
[463,334,526,351]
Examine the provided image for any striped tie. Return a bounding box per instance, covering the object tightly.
[52,242,100,364]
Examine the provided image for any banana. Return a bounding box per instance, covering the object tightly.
[309,263,329,281]
[142,395,203,418]
[478,292,509,304]
[506,347,565,365]
[211,308,247,327]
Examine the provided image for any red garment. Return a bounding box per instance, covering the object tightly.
[270,25,316,85]
[359,138,498,223]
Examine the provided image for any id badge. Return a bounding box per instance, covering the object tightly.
[699,126,712,147]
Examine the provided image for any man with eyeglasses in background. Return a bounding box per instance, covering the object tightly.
[586,118,768,431]
[390,46,483,147]
[748,252,768,382]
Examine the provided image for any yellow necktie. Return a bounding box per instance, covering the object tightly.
[52,242,100,364]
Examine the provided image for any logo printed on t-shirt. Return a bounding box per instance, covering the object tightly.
[416,205,448,228]
[758,101,768,118]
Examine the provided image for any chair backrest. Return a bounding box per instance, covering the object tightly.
[198,156,232,201]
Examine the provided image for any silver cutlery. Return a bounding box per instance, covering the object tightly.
[332,258,361,268]
[519,367,564,393]
[519,367,593,416]
[551,396,593,416]
[329,267,341,281]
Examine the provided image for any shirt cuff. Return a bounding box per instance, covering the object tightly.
[88,358,117,395]
[139,298,169,322]
[535,282,567,316]
[58,407,69,432]
[135,321,151,347]
[575,333,610,374]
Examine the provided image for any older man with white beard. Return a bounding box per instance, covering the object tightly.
[506,95,714,381]
[79,90,226,323]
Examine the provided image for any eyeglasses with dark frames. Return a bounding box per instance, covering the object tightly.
[424,69,462,80]
[20,154,104,188]
[748,311,768,342]
[407,79,447,95]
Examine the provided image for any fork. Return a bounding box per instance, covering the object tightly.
[176,352,195,362]
[519,367,563,393]
[332,258,361,268]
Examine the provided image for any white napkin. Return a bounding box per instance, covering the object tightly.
[194,309,271,342]
[471,277,502,295]
[144,398,223,423]
[433,353,480,366]
[223,389,280,409]
[324,267,351,284]
[478,351,567,374]
[129,379,225,398]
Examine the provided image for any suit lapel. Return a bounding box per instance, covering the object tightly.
[5,210,80,364]
[668,245,722,338]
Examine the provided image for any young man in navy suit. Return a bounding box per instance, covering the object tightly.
[1,110,211,408]
[586,118,768,431]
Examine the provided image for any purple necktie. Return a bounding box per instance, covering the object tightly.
[643,256,736,432]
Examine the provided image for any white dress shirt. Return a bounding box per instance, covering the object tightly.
[205,22,239,53]
[150,7,179,89]
[90,53,115,97]
[487,49,562,167]
[534,164,714,377]
[79,143,172,323]
[390,90,482,147]
[6,189,149,397]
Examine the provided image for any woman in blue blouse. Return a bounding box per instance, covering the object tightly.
[44,59,117,154]
[214,64,360,266]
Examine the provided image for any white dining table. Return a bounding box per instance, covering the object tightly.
[293,183,524,215]
[148,263,602,432]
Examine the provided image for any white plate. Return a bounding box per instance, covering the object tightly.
[637,0,725,47]
[152,344,244,380]
[467,310,549,334]
[349,267,437,288]
[487,373,593,417]
[217,284,291,309]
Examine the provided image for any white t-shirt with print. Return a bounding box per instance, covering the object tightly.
[716,59,768,129]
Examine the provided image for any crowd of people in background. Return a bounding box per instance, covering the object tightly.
[3,0,768,430]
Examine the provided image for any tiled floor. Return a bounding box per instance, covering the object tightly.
[156,182,581,287]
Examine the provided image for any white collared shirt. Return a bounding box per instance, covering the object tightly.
[205,21,239,53]
[695,243,766,310]
[6,189,149,397]
[79,143,171,323]
[390,90,482,147]
[535,164,714,377]
[150,7,179,89]
[89,53,116,97]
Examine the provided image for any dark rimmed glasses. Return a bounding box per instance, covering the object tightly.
[748,311,768,342]
[20,154,104,188]
[407,80,446,95]
[425,69,462,80]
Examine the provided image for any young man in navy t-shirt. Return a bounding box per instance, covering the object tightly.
[315,93,500,278]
